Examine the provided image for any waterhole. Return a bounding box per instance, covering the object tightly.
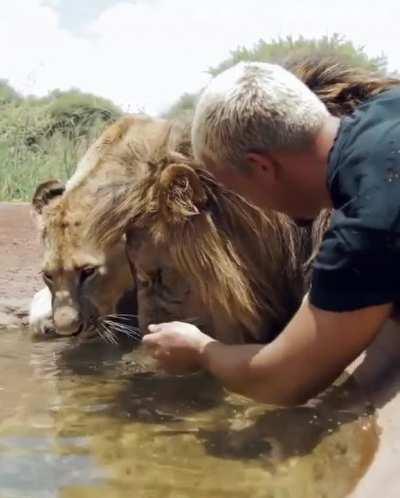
[0,330,378,498]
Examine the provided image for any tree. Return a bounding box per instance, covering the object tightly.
[45,89,122,138]
[163,34,388,119]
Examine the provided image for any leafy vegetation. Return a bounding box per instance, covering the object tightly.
[0,87,121,201]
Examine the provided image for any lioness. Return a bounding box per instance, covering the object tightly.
[29,115,176,340]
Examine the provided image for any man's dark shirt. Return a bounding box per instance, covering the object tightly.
[310,87,400,311]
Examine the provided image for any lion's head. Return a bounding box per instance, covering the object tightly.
[32,178,137,340]
[91,150,310,343]
[124,225,216,339]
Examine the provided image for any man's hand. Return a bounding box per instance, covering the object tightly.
[142,321,216,374]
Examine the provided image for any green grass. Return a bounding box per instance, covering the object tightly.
[1,132,86,201]
[0,119,112,202]
[0,87,121,202]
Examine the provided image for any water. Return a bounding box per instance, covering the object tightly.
[0,330,379,498]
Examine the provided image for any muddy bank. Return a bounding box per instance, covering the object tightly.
[0,202,42,329]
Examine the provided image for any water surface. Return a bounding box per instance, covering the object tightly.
[0,330,379,498]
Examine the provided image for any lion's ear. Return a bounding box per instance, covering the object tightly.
[32,179,65,215]
[32,179,65,231]
[159,164,207,222]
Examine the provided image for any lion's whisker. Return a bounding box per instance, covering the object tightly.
[104,320,137,330]
[96,325,108,343]
[97,322,119,345]
[118,329,142,340]
[98,324,114,344]
[102,318,140,331]
[102,313,139,320]
[101,318,142,341]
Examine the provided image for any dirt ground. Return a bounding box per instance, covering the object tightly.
[0,202,42,328]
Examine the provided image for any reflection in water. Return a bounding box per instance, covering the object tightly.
[0,330,378,498]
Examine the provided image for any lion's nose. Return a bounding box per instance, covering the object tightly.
[53,307,82,336]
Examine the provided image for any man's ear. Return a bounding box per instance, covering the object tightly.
[31,179,65,231]
[158,164,207,223]
[246,152,277,176]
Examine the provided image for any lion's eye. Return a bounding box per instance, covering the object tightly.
[79,266,97,284]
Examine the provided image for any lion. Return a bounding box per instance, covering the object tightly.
[29,114,177,340]
[93,157,311,343]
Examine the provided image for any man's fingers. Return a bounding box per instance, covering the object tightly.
[148,321,186,334]
[148,324,161,333]
[142,332,162,347]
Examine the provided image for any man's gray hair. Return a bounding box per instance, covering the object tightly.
[192,62,329,170]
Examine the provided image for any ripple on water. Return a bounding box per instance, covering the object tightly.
[0,329,379,498]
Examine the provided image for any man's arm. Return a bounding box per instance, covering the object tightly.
[143,297,392,406]
[202,297,392,405]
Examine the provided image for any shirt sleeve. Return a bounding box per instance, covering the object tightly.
[309,221,400,311]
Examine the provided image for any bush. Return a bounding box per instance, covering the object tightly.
[46,89,121,137]
[0,87,121,201]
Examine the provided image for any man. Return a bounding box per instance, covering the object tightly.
[143,61,400,406]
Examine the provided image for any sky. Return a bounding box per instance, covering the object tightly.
[2,0,399,115]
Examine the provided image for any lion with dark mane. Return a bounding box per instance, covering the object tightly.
[93,155,310,343]
[86,57,399,344]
